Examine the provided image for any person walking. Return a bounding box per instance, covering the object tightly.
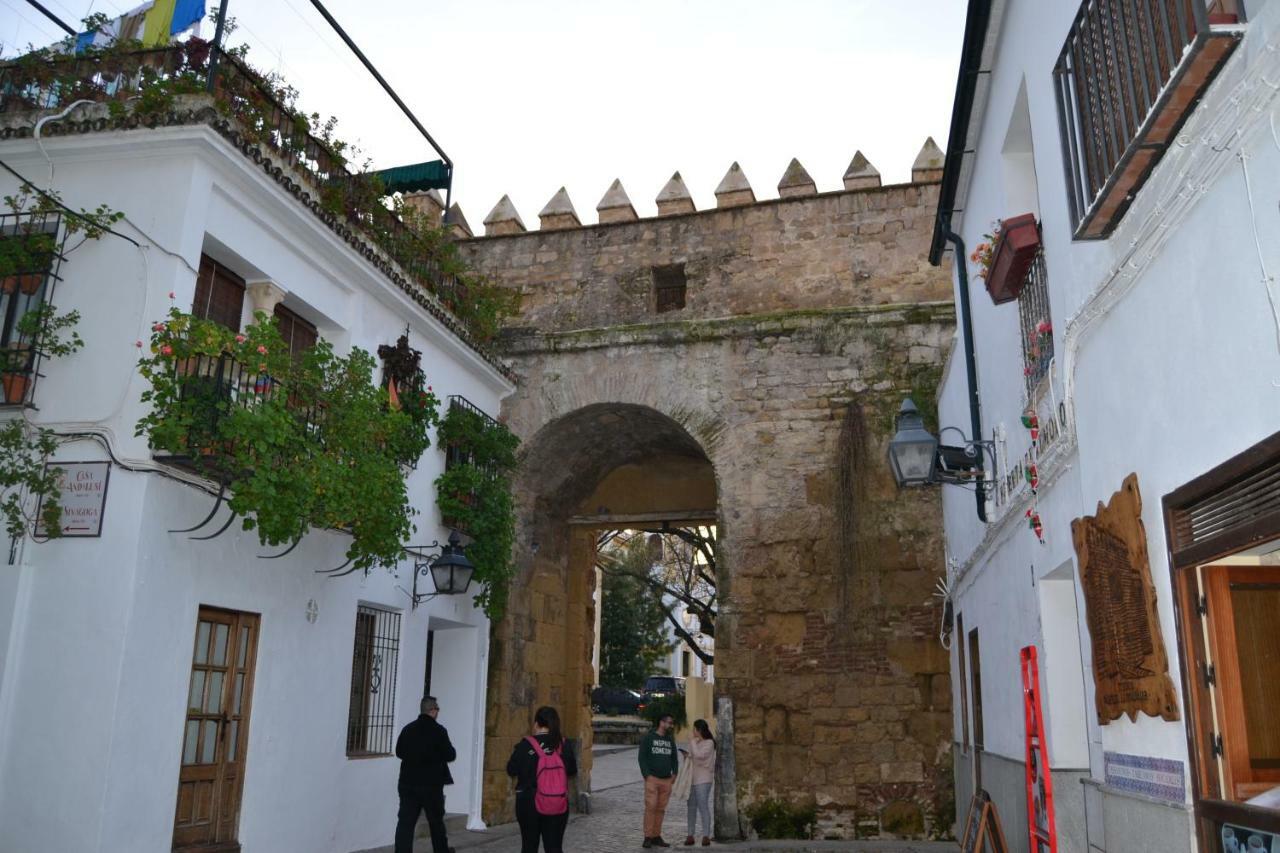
[639,712,680,848]
[507,706,577,853]
[683,720,715,847]
[394,696,457,853]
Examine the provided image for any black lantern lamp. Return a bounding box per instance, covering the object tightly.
[888,398,940,486]
[888,397,993,490]
[407,530,475,608]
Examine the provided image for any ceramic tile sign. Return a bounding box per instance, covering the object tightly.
[1071,472,1180,724]
[1103,752,1185,804]
[36,461,111,537]
[1222,824,1278,853]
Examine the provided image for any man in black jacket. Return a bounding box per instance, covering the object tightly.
[395,696,457,853]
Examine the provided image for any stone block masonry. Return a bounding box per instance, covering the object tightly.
[459,147,957,841]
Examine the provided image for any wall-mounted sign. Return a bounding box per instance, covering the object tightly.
[1071,473,1180,724]
[36,461,111,538]
[1103,752,1185,804]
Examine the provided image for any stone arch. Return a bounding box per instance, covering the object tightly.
[481,399,725,824]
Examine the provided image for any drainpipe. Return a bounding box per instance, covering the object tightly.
[939,216,989,523]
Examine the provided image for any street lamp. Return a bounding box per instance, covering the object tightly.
[887,398,940,487]
[408,530,476,608]
[887,397,993,491]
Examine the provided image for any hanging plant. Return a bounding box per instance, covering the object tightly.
[135,308,441,572]
[433,402,519,619]
[376,334,441,465]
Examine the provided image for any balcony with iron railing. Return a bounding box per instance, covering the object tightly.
[1053,0,1246,239]
[158,352,321,470]
[1,209,64,407]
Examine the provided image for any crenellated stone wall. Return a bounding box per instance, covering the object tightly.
[462,144,958,840]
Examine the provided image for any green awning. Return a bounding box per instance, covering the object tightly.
[372,160,452,194]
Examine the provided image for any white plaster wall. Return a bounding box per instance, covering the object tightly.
[0,125,511,853]
[938,0,1280,810]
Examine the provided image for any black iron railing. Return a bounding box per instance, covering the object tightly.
[1018,247,1054,395]
[1053,0,1244,238]
[1,210,64,407]
[170,352,321,457]
[0,45,468,319]
[443,395,500,472]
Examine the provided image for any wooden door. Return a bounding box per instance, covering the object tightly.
[1204,566,1280,802]
[173,607,259,852]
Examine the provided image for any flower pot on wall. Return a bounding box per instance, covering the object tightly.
[2,373,30,405]
[985,213,1041,305]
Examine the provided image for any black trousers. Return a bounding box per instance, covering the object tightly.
[516,795,569,853]
[395,783,450,853]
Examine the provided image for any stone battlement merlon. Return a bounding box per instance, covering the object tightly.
[443,138,946,239]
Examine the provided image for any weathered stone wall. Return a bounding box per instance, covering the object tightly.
[464,176,957,839]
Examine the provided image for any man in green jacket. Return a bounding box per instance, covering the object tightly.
[638,713,679,848]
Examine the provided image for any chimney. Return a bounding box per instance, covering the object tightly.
[843,151,882,190]
[597,179,639,224]
[777,158,817,198]
[483,195,527,236]
[714,162,756,208]
[655,172,696,216]
[538,187,582,230]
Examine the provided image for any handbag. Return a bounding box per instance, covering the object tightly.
[672,746,694,801]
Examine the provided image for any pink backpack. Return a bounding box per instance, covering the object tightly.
[525,736,569,815]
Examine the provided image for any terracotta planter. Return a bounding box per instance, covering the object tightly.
[985,213,1041,305]
[1,274,44,295]
[1,373,30,405]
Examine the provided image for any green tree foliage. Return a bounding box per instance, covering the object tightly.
[598,538,672,689]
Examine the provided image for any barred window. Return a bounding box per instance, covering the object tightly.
[193,255,246,332]
[1018,247,1053,395]
[1,210,61,406]
[346,604,401,756]
[653,264,687,313]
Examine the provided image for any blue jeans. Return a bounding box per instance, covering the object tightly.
[687,782,712,837]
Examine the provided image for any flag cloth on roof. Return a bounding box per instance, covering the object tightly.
[141,0,204,46]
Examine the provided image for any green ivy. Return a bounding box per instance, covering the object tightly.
[745,799,818,840]
[433,402,519,619]
[134,309,441,573]
[0,422,63,540]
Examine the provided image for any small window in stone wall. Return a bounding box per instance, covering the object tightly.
[653,264,687,313]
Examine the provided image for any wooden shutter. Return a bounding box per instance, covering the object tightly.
[193,256,246,332]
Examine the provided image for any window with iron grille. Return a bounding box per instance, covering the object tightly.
[653,264,687,313]
[443,395,501,473]
[193,255,246,332]
[1018,247,1053,395]
[1,210,62,406]
[346,604,401,756]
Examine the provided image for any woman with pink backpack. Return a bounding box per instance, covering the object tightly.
[506,706,577,853]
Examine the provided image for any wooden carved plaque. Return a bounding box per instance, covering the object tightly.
[1071,473,1180,724]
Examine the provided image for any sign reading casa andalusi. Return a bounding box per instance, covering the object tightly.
[1071,472,1180,724]
[36,461,111,538]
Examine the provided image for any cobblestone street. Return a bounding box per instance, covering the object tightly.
[367,748,956,853]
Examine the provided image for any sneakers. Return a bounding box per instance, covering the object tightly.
[652,839,671,848]
[703,838,711,846]
[684,836,696,846]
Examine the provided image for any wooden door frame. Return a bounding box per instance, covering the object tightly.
[173,606,260,853]
[1163,429,1280,849]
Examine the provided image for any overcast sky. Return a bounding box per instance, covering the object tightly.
[3,0,965,228]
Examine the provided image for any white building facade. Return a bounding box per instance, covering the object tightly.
[931,1,1280,852]
[0,111,512,852]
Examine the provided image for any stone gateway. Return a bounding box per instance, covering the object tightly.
[457,149,957,840]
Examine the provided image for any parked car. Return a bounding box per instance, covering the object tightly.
[641,675,686,704]
[591,685,643,716]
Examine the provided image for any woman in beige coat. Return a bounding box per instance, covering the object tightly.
[683,719,715,846]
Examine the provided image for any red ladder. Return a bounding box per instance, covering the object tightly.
[1021,645,1058,853]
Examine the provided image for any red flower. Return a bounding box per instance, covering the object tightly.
[160,345,173,356]
[256,345,268,355]
[235,334,246,344]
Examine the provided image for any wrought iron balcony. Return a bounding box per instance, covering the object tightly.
[1053,0,1245,239]
[1018,246,1054,395]
[160,352,320,468]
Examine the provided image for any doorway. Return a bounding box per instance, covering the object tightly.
[173,606,259,852]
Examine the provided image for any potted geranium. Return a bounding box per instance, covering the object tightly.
[973,214,1041,304]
